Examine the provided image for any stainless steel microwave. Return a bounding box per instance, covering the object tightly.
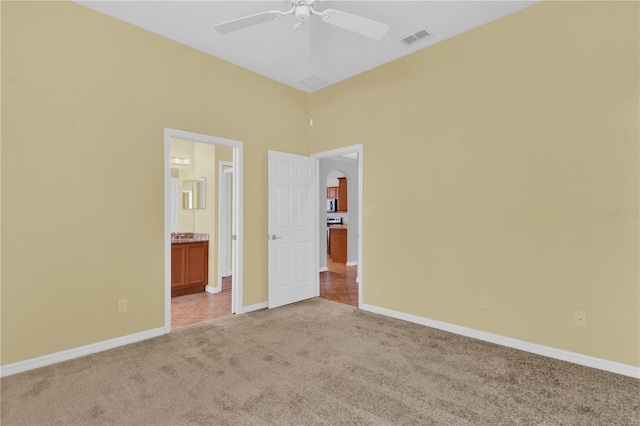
[327,199,337,213]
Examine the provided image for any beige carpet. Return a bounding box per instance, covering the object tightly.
[2,298,639,425]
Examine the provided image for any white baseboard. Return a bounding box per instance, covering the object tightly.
[205,285,220,294]
[8,305,635,380]
[346,261,357,266]
[318,266,328,272]
[242,301,268,313]
[361,304,640,379]
[0,327,166,378]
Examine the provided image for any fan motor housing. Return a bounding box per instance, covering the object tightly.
[295,3,310,21]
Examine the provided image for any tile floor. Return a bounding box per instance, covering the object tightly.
[171,257,358,329]
[319,255,358,307]
[171,277,232,329]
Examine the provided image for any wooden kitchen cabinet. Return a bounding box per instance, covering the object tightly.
[327,186,338,199]
[329,227,347,263]
[337,177,348,212]
[171,241,209,297]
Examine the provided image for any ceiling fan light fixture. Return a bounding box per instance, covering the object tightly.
[213,1,389,41]
[295,3,311,21]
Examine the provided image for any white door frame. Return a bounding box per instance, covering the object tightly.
[170,178,179,233]
[163,128,244,333]
[217,161,233,289]
[311,144,363,308]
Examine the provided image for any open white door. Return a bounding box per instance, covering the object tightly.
[268,150,317,309]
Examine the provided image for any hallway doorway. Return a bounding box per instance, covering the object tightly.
[312,144,363,308]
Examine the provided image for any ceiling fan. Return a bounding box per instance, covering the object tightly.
[214,0,390,40]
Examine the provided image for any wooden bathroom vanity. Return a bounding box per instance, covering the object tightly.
[171,233,209,297]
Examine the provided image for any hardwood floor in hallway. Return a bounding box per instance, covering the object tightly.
[319,255,358,307]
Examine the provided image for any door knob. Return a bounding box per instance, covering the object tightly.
[271,235,282,240]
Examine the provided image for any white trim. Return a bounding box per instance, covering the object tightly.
[312,144,364,309]
[361,303,640,379]
[0,327,165,378]
[218,161,233,288]
[205,285,220,294]
[242,301,268,313]
[164,131,172,333]
[164,128,244,330]
[346,261,357,267]
[314,158,321,298]
[232,144,244,315]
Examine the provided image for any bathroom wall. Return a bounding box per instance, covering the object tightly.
[170,138,195,232]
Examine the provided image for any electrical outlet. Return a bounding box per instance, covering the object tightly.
[118,299,128,313]
[480,296,489,309]
[574,311,587,327]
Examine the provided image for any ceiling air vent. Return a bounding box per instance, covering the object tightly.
[299,75,328,90]
[401,29,430,46]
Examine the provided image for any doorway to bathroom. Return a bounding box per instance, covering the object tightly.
[164,128,244,332]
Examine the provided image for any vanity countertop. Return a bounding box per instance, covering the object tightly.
[171,233,209,244]
[328,225,348,230]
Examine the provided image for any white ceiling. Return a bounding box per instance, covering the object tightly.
[76,1,539,93]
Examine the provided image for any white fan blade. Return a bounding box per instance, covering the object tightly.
[321,9,389,40]
[215,10,282,34]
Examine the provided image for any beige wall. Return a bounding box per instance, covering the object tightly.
[2,0,638,370]
[1,1,308,365]
[170,138,196,232]
[193,142,217,285]
[310,1,639,366]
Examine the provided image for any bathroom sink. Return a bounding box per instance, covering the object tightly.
[171,233,208,243]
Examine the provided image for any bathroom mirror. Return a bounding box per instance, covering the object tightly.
[182,178,206,210]
[194,177,206,209]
